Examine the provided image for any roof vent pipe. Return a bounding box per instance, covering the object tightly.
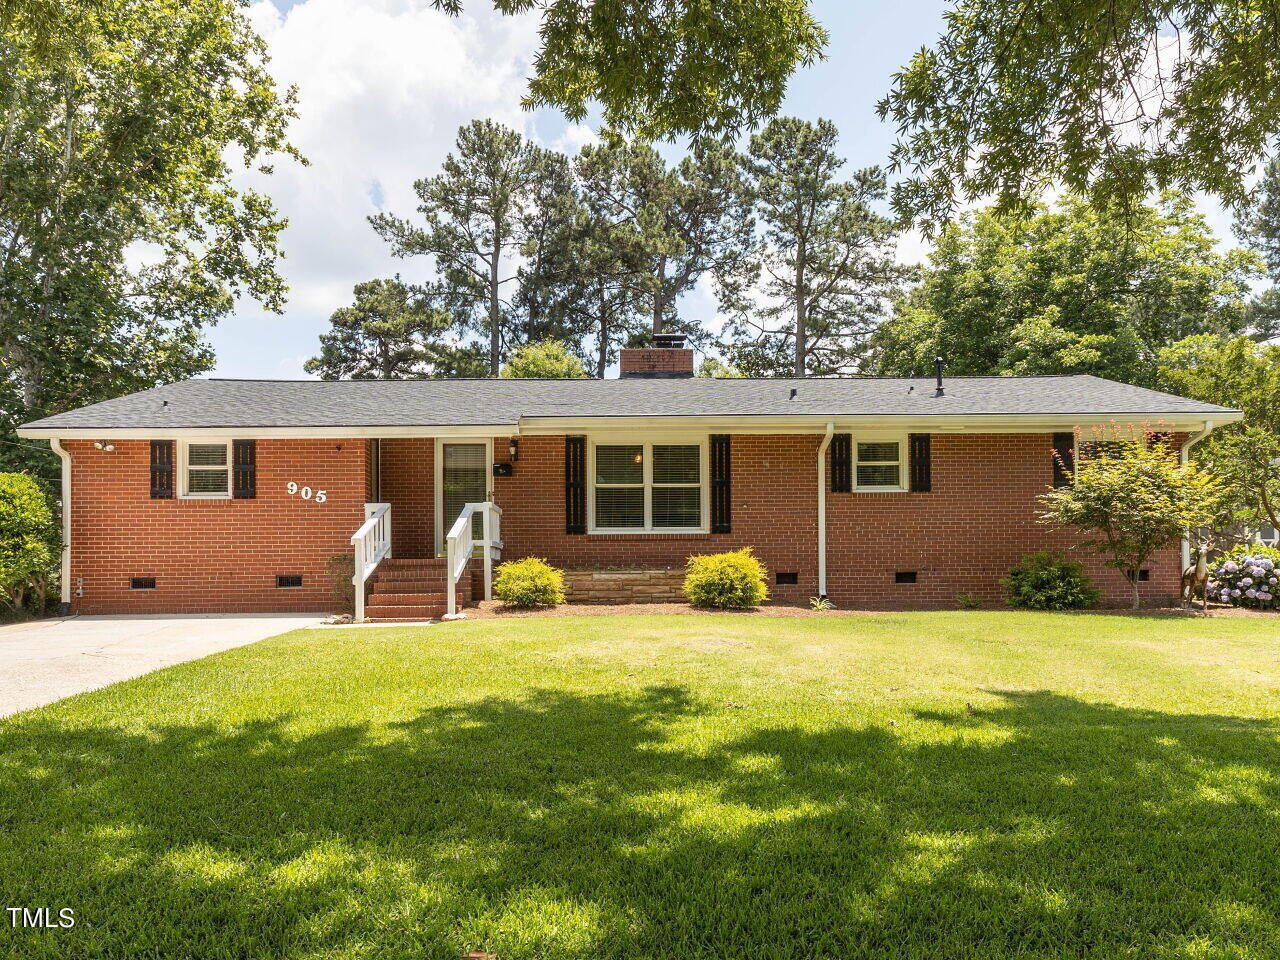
[789,387,798,401]
[934,357,945,397]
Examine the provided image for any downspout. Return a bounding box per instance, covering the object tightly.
[1180,421,1214,573]
[50,438,72,616]
[817,422,834,598]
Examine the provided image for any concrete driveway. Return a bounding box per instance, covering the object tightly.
[0,614,320,718]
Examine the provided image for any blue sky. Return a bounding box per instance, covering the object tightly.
[211,0,955,379]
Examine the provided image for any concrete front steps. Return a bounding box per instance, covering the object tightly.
[364,558,471,621]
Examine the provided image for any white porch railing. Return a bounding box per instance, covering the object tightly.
[350,502,391,621]
[445,501,502,616]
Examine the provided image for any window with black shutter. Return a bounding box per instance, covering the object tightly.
[232,440,256,499]
[710,434,731,533]
[830,433,851,492]
[150,440,175,499]
[908,434,932,492]
[1052,433,1075,487]
[565,435,586,534]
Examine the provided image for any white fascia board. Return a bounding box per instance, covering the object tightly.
[514,412,1243,435]
[17,411,1243,441]
[15,424,520,440]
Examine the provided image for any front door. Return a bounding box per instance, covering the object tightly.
[440,442,489,551]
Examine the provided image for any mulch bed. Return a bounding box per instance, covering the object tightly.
[462,600,1277,620]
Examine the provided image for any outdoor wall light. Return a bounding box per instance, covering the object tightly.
[94,440,115,452]
[508,439,519,461]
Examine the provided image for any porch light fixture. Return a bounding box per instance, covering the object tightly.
[508,438,518,461]
[94,440,115,452]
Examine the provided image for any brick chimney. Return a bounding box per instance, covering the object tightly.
[618,333,695,378]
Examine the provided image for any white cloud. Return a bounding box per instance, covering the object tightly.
[212,0,564,377]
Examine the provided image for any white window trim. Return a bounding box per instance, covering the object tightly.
[178,438,234,499]
[852,434,908,493]
[588,436,710,535]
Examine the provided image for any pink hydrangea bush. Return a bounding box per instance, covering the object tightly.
[1207,544,1280,610]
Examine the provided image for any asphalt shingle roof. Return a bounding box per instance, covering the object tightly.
[17,375,1238,432]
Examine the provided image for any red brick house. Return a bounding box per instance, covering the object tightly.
[18,340,1239,618]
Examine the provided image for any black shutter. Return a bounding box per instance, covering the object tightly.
[150,440,174,499]
[565,435,586,534]
[710,434,731,533]
[909,433,932,492]
[830,433,851,492]
[1052,432,1075,487]
[232,440,256,499]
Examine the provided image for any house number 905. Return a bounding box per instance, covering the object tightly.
[286,481,327,504]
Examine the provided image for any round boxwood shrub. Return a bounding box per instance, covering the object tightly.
[1207,543,1280,610]
[1001,550,1100,610]
[493,557,566,608]
[683,548,768,609]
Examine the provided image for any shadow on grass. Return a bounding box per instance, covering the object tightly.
[1,688,1277,958]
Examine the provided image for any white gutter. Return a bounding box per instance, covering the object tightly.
[17,410,1246,441]
[1180,421,1215,573]
[817,422,834,598]
[50,439,72,616]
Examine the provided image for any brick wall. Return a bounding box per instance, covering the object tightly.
[618,348,694,377]
[477,432,1180,608]
[62,430,1184,615]
[379,438,434,558]
[64,438,370,614]
[823,433,1183,607]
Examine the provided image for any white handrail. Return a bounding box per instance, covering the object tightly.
[350,502,391,621]
[445,501,502,616]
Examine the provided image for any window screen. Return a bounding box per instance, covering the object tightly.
[593,442,703,530]
[186,443,229,495]
[443,443,488,539]
[856,441,901,488]
[652,445,700,528]
[595,445,644,528]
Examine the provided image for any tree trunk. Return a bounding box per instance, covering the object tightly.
[794,243,806,377]
[1261,485,1280,533]
[1130,574,1140,610]
[652,255,666,335]
[488,241,501,377]
[597,293,608,379]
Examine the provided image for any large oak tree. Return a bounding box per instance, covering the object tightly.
[431,0,826,140]
[880,1,1280,231]
[871,194,1260,386]
[0,0,299,476]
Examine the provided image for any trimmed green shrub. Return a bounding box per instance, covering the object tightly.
[493,557,566,608]
[0,473,60,612]
[1001,551,1099,611]
[1208,543,1280,610]
[684,548,768,609]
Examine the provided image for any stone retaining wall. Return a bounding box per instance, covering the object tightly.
[563,567,686,604]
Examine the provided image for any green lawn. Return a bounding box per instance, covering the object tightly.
[3,613,1280,959]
